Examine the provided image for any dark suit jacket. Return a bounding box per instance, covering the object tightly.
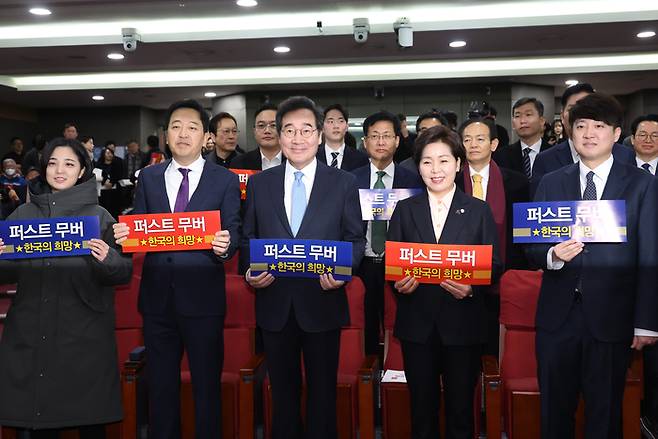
[530,140,636,197]
[317,144,369,172]
[493,139,552,176]
[239,161,366,332]
[230,148,285,171]
[387,188,503,345]
[132,158,241,317]
[526,160,658,342]
[456,166,530,269]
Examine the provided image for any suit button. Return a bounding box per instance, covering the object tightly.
[166,257,172,263]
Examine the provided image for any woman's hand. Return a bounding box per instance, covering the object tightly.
[88,238,110,263]
[113,223,130,245]
[440,279,473,299]
[394,275,419,294]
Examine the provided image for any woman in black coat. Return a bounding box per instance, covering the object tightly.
[0,138,132,439]
[387,126,502,439]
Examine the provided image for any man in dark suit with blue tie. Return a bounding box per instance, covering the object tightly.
[526,94,658,439]
[316,103,369,171]
[114,100,241,439]
[351,110,422,354]
[531,83,635,197]
[240,96,365,439]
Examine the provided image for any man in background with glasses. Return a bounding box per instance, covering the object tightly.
[210,112,241,168]
[231,103,283,171]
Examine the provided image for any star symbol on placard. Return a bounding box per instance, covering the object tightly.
[241,189,246,196]
[140,239,148,246]
[404,269,411,276]
[16,245,23,253]
[464,272,472,278]
[326,266,333,273]
[533,229,540,236]
[269,263,276,271]
[197,237,203,243]
[74,242,81,249]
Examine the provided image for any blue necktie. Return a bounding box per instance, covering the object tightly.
[290,171,307,236]
[582,171,597,200]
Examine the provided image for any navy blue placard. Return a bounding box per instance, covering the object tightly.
[250,239,353,281]
[0,216,101,259]
[512,200,627,243]
[359,188,422,221]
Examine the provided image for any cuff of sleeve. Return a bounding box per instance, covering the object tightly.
[546,247,565,270]
[634,328,658,337]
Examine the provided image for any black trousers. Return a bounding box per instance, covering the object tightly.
[19,424,106,439]
[401,327,482,439]
[262,308,341,439]
[358,257,385,355]
[143,307,224,439]
[536,299,630,439]
[644,344,658,423]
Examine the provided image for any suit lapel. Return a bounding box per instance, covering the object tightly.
[601,160,629,200]
[155,160,171,213]
[186,160,214,211]
[438,189,469,244]
[316,144,328,165]
[297,163,329,237]
[557,141,573,167]
[511,142,523,173]
[268,165,293,237]
[562,163,582,200]
[410,191,438,244]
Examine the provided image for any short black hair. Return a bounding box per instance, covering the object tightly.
[104,140,116,147]
[323,104,348,122]
[40,138,93,185]
[32,134,47,151]
[80,135,93,144]
[10,137,22,145]
[413,125,465,167]
[442,111,458,129]
[146,135,159,149]
[362,111,400,137]
[568,93,623,129]
[164,99,210,133]
[458,117,498,141]
[276,96,324,134]
[416,111,449,132]
[631,114,658,136]
[254,103,278,120]
[209,112,237,135]
[126,139,139,146]
[63,122,78,131]
[561,83,595,108]
[512,97,545,117]
[397,113,407,122]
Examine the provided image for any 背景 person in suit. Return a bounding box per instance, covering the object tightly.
[388,125,502,439]
[241,96,365,439]
[351,110,423,355]
[316,103,369,171]
[493,97,552,179]
[530,83,635,197]
[231,103,284,171]
[114,99,241,439]
[399,111,450,174]
[630,114,658,176]
[525,94,658,439]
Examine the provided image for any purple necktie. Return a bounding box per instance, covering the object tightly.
[173,168,190,212]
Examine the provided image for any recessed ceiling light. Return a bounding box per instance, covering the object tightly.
[565,79,579,86]
[449,40,467,48]
[29,7,51,16]
[107,52,125,60]
[204,91,217,98]
[92,95,105,101]
[236,0,258,6]
[273,46,290,53]
[637,31,656,39]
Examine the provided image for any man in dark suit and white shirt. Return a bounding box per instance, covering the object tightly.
[316,103,369,171]
[241,96,365,439]
[210,112,241,168]
[231,103,283,171]
[631,114,658,176]
[399,110,449,174]
[530,83,636,197]
[351,111,422,355]
[493,97,551,179]
[114,99,241,439]
[526,94,658,439]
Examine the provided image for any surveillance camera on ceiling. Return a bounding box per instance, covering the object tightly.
[121,27,141,52]
[394,18,413,48]
[353,18,370,44]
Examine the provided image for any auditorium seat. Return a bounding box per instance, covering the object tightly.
[262,276,378,439]
[483,269,642,439]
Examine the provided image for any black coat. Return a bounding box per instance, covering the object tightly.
[0,178,132,428]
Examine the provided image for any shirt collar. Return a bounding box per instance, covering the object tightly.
[469,163,490,180]
[286,157,317,178]
[369,160,395,177]
[520,138,542,153]
[579,153,614,183]
[261,149,282,163]
[170,155,205,173]
[636,156,658,170]
[426,183,457,211]
[326,143,346,155]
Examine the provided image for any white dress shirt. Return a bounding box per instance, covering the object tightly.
[261,149,282,171]
[521,138,543,172]
[284,159,316,224]
[636,156,658,175]
[324,143,345,168]
[427,184,457,242]
[165,155,205,212]
[469,163,490,200]
[365,161,395,257]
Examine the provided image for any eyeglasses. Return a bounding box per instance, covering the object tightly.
[365,134,396,142]
[281,127,317,138]
[219,129,239,136]
[255,122,276,131]
[635,132,658,142]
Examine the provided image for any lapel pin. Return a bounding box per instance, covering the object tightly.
[456,208,465,214]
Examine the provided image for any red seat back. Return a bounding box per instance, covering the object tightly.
[223,274,256,373]
[383,282,396,330]
[114,253,146,365]
[338,277,366,375]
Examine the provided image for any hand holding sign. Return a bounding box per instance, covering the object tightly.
[113,222,130,245]
[88,238,110,262]
[394,275,419,295]
[440,279,473,299]
[211,230,231,257]
[245,268,275,289]
[551,239,584,264]
[319,273,345,291]
[0,238,5,256]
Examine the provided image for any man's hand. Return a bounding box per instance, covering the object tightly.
[394,275,419,295]
[245,269,275,289]
[552,239,584,264]
[0,238,5,256]
[440,279,473,299]
[211,230,231,257]
[319,273,345,291]
[631,336,658,351]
